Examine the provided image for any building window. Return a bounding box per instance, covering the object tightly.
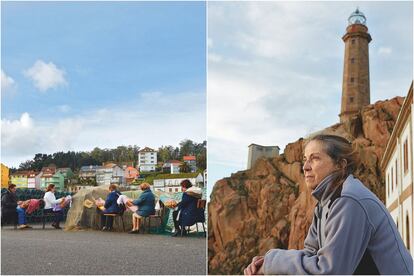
[406,214,410,250]
[351,39,355,44]
[387,173,390,198]
[350,77,354,83]
[351,58,355,64]
[169,188,172,192]
[403,139,409,174]
[395,160,398,187]
[349,97,354,103]
[175,188,178,192]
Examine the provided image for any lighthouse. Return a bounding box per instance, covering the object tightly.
[339,8,372,123]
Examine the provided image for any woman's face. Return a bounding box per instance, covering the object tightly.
[303,140,338,190]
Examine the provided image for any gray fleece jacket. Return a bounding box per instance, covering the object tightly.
[264,174,413,275]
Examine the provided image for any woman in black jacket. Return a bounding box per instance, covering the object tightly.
[1,184,18,226]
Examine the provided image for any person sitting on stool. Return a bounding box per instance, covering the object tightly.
[43,184,66,229]
[100,184,121,231]
[172,179,202,236]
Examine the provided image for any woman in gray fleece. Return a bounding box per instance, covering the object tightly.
[244,134,413,275]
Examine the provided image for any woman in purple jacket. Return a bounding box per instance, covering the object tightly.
[245,134,413,275]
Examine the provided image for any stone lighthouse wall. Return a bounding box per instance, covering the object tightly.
[340,24,371,123]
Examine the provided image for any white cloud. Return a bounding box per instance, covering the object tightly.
[207,1,413,189]
[1,91,206,168]
[24,60,67,92]
[1,69,16,92]
[378,47,392,55]
[207,37,213,48]
[208,53,222,63]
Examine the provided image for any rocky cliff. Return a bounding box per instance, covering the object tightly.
[208,97,404,275]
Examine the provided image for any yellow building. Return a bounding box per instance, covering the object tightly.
[1,163,10,188]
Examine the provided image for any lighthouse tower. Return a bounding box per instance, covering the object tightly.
[339,8,372,123]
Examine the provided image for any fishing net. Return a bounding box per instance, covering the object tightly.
[64,186,175,232]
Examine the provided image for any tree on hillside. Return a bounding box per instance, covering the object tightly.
[157,145,175,162]
[179,139,195,158]
[179,162,191,173]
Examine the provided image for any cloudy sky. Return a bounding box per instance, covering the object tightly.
[1,2,206,168]
[207,1,413,196]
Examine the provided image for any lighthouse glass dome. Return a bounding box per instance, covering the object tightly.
[348,8,366,25]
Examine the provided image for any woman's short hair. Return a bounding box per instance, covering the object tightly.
[46,184,55,192]
[180,179,193,189]
[140,182,151,190]
[8,184,16,190]
[109,184,118,191]
[305,134,357,189]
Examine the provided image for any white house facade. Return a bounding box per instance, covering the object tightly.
[381,83,413,255]
[138,147,157,172]
[153,173,203,193]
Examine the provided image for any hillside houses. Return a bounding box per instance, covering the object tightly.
[5,144,206,194]
[153,172,204,193]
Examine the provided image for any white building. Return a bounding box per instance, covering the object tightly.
[153,173,204,193]
[247,144,280,169]
[381,83,413,255]
[138,147,157,172]
[96,164,125,186]
[162,160,181,174]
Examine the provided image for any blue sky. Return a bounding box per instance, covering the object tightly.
[1,1,206,167]
[207,1,413,198]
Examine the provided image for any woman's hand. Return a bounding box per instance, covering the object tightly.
[244,256,265,275]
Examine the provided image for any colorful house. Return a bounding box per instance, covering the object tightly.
[10,171,30,189]
[124,166,139,184]
[56,167,75,188]
[40,166,64,191]
[1,163,9,188]
[183,156,197,172]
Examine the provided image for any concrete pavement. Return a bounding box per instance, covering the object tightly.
[1,224,206,275]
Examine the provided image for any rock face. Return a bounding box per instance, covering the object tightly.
[208,97,404,275]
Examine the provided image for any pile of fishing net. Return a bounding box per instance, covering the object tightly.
[64,186,172,232]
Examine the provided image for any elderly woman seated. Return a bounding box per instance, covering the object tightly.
[98,184,122,231]
[128,182,155,234]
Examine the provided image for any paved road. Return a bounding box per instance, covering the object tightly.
[1,224,206,275]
